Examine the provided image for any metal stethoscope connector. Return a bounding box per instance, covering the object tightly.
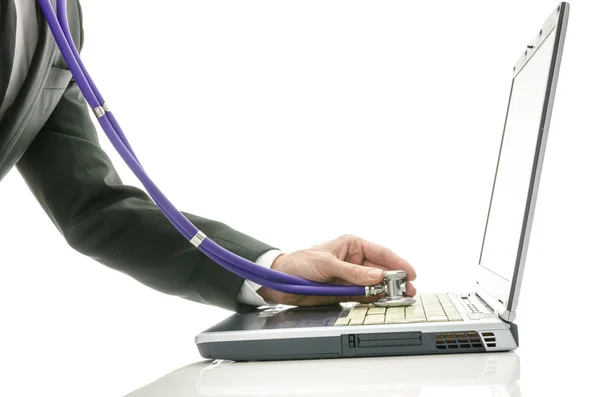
[366,270,416,307]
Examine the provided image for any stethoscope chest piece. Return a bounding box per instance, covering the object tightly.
[373,296,416,307]
[368,270,416,307]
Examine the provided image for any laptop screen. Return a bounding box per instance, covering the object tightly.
[477,4,567,315]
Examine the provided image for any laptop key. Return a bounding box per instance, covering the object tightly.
[348,317,364,325]
[386,307,405,316]
[348,311,367,320]
[367,307,386,315]
[427,315,449,322]
[446,312,463,320]
[363,314,386,325]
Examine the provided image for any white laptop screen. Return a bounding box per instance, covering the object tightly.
[477,3,567,315]
[479,28,557,281]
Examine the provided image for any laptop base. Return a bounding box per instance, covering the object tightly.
[196,302,519,362]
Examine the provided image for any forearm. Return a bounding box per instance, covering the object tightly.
[63,195,274,311]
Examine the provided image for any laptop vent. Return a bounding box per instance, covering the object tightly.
[482,332,496,348]
[434,332,483,350]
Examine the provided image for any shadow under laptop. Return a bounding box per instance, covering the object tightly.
[125,352,520,397]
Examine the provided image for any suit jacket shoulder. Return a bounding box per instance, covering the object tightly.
[0,0,83,182]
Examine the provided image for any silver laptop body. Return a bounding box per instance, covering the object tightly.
[195,2,570,361]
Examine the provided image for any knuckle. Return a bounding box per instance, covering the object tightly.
[340,234,357,243]
[343,234,364,251]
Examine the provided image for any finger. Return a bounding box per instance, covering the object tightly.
[359,260,416,282]
[361,260,415,277]
[405,280,417,297]
[324,258,385,286]
[343,246,365,266]
[359,260,390,272]
[359,239,417,281]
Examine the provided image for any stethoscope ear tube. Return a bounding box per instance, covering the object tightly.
[38,0,374,297]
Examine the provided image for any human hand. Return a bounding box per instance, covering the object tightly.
[257,234,416,306]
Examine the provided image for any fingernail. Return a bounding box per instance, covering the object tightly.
[367,268,383,280]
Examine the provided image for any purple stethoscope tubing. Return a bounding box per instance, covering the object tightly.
[38,0,366,297]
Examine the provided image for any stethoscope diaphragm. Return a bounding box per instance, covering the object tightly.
[373,296,416,307]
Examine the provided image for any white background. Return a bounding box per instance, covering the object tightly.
[0,0,598,396]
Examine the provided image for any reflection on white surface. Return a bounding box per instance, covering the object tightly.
[125,353,520,397]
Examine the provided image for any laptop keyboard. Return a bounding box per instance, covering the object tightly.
[334,294,463,326]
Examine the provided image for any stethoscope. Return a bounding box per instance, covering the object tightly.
[37,0,414,307]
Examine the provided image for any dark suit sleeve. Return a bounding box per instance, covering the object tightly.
[15,78,275,312]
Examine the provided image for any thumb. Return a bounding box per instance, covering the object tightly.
[327,258,384,285]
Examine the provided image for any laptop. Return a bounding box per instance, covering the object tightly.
[194,2,570,361]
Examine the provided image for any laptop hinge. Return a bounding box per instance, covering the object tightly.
[474,285,516,323]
